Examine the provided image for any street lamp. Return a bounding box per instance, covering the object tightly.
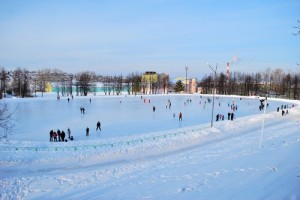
[260,96,267,149]
[207,63,218,127]
[185,66,188,93]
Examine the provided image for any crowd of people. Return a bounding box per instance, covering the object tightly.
[49,120,102,141]
[48,95,295,142]
[49,128,72,142]
[278,104,290,116]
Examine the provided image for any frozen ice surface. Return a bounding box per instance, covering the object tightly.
[5,94,291,141]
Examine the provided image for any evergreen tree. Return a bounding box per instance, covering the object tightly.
[174,80,184,92]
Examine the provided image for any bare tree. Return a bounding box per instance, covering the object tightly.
[217,72,226,94]
[254,72,262,96]
[282,73,292,98]
[101,76,108,95]
[200,75,213,94]
[36,69,51,97]
[108,76,113,95]
[75,71,97,96]
[132,73,142,95]
[292,73,299,99]
[293,20,300,36]
[0,67,10,99]
[125,73,133,95]
[11,68,31,97]
[161,73,169,94]
[0,102,18,141]
[115,75,123,95]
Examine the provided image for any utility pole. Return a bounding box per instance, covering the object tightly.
[208,63,218,127]
[185,66,188,93]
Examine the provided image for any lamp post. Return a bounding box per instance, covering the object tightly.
[185,66,188,93]
[208,63,218,127]
[260,96,267,148]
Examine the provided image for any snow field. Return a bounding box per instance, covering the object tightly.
[0,94,299,199]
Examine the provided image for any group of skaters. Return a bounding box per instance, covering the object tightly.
[166,99,172,109]
[259,100,269,111]
[50,127,72,142]
[278,104,290,116]
[143,97,151,103]
[215,112,234,121]
[86,121,102,136]
[49,121,102,141]
[80,107,86,114]
[67,96,74,102]
[184,99,192,106]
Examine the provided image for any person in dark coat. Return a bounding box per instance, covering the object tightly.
[57,129,61,142]
[231,113,234,121]
[96,121,101,131]
[49,130,53,142]
[61,131,66,142]
[86,127,89,136]
[228,113,231,120]
[67,127,71,139]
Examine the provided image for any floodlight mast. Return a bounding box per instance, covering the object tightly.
[207,63,218,127]
[260,96,267,148]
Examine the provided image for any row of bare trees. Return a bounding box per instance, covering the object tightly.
[0,67,171,98]
[199,68,300,99]
[1,66,299,99]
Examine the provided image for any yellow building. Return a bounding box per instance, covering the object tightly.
[45,82,52,92]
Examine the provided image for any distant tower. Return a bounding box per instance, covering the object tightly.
[226,62,230,82]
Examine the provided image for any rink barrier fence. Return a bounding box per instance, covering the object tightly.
[0,128,202,152]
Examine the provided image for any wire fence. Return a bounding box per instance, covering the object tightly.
[0,128,199,152]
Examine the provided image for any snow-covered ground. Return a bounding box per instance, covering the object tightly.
[0,94,299,200]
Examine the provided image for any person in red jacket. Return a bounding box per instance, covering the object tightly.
[52,131,57,142]
[179,112,183,121]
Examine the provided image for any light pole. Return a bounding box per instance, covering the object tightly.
[208,63,218,127]
[185,66,188,93]
[260,96,267,148]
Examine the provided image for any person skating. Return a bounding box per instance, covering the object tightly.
[49,130,53,142]
[96,121,101,131]
[86,127,90,136]
[61,130,66,142]
[53,131,57,142]
[57,129,61,142]
[179,112,183,121]
[67,127,71,139]
[231,113,234,121]
[228,112,231,120]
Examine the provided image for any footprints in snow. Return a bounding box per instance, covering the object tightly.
[266,166,278,171]
[179,179,208,193]
[177,166,282,194]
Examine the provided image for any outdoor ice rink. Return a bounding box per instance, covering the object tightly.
[5,93,293,141]
[1,94,300,200]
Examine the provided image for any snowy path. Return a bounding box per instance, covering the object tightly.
[1,100,300,199]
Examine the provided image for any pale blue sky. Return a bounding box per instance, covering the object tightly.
[0,0,299,78]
